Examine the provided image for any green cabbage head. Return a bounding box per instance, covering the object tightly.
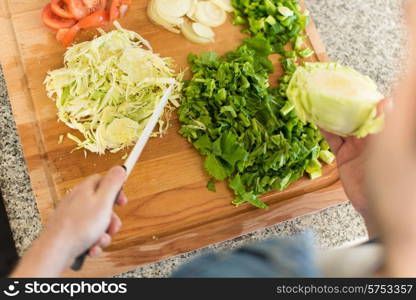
[287,62,384,138]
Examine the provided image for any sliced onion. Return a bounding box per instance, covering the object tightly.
[154,0,192,18]
[195,1,226,27]
[210,0,233,13]
[147,0,181,34]
[192,22,214,39]
[147,0,226,44]
[153,0,184,25]
[186,0,199,21]
[180,20,213,44]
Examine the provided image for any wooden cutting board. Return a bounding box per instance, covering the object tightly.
[0,0,348,277]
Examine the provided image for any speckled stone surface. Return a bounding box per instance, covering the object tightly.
[0,67,42,257]
[0,0,404,277]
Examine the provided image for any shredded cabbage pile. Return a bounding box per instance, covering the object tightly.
[44,22,182,154]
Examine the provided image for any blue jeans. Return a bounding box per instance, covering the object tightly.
[172,232,319,278]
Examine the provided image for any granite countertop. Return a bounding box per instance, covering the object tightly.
[0,0,404,278]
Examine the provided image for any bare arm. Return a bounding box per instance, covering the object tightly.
[11,166,127,277]
[366,0,416,277]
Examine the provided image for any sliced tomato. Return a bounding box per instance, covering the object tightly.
[99,0,108,10]
[56,25,80,47]
[83,0,99,8]
[109,0,129,21]
[82,0,107,12]
[109,0,121,22]
[64,0,89,20]
[119,3,128,17]
[56,28,70,43]
[51,0,74,19]
[78,10,109,28]
[42,4,77,30]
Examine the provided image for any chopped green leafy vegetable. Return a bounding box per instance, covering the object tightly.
[178,0,334,208]
[231,0,312,57]
[231,0,314,99]
[179,42,330,208]
[207,180,217,192]
[230,0,318,119]
[45,22,182,154]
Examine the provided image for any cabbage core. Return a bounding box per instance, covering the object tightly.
[287,62,384,138]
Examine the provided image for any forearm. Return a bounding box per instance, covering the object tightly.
[384,244,416,277]
[10,227,75,278]
[10,167,126,278]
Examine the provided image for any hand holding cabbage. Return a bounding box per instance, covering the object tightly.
[286,61,389,226]
[287,62,384,138]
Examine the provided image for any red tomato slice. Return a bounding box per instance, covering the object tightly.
[82,0,107,12]
[42,4,77,30]
[119,3,128,17]
[56,25,80,47]
[109,0,129,21]
[109,0,121,22]
[56,28,70,43]
[51,0,74,19]
[64,0,89,20]
[83,0,99,8]
[78,10,109,28]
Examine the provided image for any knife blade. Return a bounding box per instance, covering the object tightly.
[71,84,174,271]
[123,84,174,176]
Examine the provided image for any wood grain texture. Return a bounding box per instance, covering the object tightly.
[0,0,348,277]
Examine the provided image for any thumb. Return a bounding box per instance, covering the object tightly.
[96,166,127,205]
[320,129,343,155]
[376,97,394,117]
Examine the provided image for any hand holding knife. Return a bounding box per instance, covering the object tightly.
[71,84,174,271]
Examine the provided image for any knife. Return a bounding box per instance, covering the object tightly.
[71,84,174,271]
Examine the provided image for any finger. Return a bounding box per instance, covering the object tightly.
[89,246,103,257]
[321,97,392,155]
[97,233,112,248]
[96,166,127,208]
[116,191,128,206]
[91,233,112,249]
[107,213,122,235]
[320,129,344,154]
[376,98,394,117]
